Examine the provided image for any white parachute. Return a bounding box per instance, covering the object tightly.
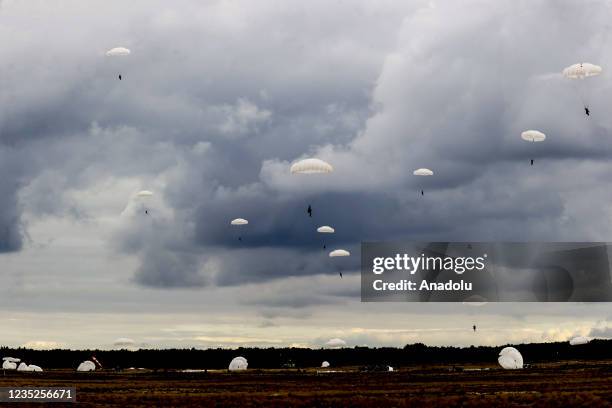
[562,63,602,116]
[106,47,131,57]
[290,158,334,174]
[228,356,248,371]
[521,130,546,142]
[28,365,43,372]
[329,249,350,257]
[521,130,546,165]
[413,168,434,176]
[317,226,335,233]
[230,218,249,226]
[562,63,602,79]
[77,360,96,372]
[2,360,16,370]
[2,357,20,363]
[569,336,591,346]
[413,168,433,195]
[498,347,523,369]
[387,366,394,372]
[321,361,330,368]
[106,47,131,80]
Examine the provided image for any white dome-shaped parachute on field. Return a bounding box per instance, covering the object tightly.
[106,47,131,80]
[521,130,546,166]
[230,218,249,225]
[498,347,523,369]
[321,361,330,368]
[387,366,394,372]
[562,63,602,116]
[329,249,350,257]
[28,364,43,372]
[2,360,16,370]
[77,360,96,372]
[290,158,334,174]
[228,356,248,371]
[569,336,591,346]
[2,357,20,363]
[317,226,335,234]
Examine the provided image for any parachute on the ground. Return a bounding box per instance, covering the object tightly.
[521,130,546,142]
[230,218,249,226]
[77,361,96,372]
[28,364,43,372]
[387,366,394,372]
[106,47,131,57]
[228,356,248,371]
[2,357,20,363]
[569,336,591,346]
[562,63,602,79]
[2,360,16,370]
[498,347,523,369]
[329,249,350,257]
[317,226,335,233]
[290,158,334,174]
[413,168,433,176]
[321,361,330,368]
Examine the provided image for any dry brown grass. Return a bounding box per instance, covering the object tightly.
[1,360,610,407]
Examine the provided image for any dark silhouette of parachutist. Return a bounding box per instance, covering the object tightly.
[530,159,534,166]
[421,190,424,196]
[339,271,343,278]
[585,106,590,116]
[145,210,148,215]
[119,74,122,80]
[323,244,326,249]
[307,205,312,217]
[473,325,477,332]
[238,237,242,242]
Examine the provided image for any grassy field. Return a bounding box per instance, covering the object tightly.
[0,360,611,407]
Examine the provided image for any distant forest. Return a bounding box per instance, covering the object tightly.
[1,340,611,370]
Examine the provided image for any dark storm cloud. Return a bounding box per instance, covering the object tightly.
[4,0,612,291]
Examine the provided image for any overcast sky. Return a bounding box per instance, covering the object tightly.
[1,0,611,350]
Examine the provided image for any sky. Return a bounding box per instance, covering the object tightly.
[1,0,612,350]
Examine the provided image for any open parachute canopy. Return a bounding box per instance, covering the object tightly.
[136,190,154,198]
[317,225,335,233]
[321,361,330,368]
[562,63,602,79]
[521,130,546,142]
[498,347,523,369]
[106,47,131,57]
[290,158,334,174]
[413,168,433,176]
[228,356,248,371]
[230,218,249,226]
[329,249,350,257]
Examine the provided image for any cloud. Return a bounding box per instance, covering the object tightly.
[21,340,63,350]
[113,337,136,347]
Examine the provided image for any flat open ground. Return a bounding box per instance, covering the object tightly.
[1,360,611,407]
